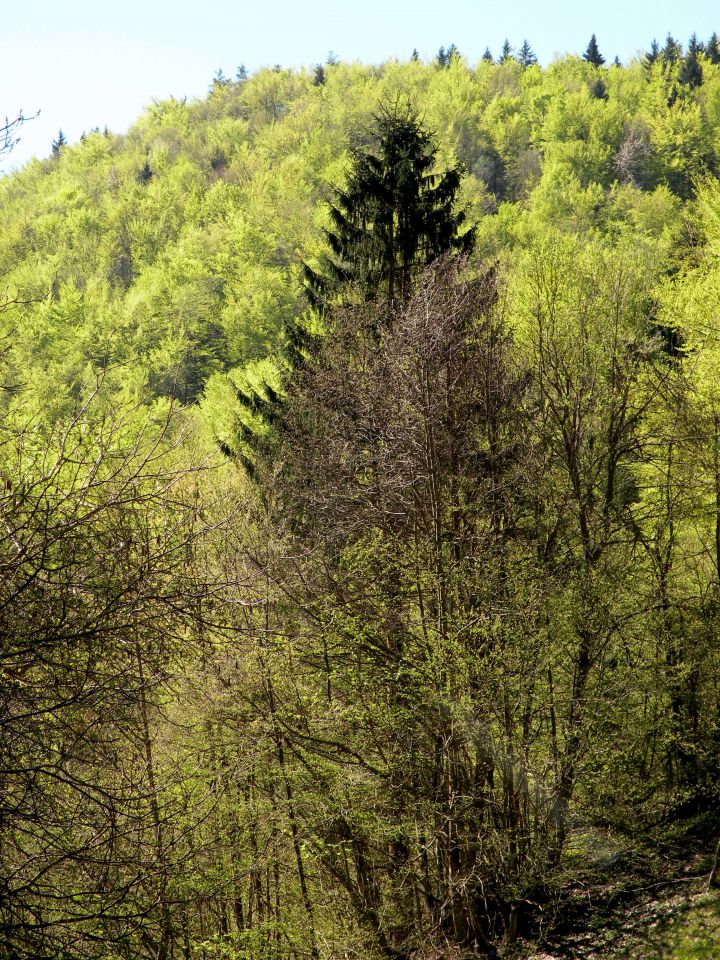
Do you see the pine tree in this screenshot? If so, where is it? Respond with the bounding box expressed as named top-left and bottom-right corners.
top-left (516, 39), bottom-right (537, 68)
top-left (583, 34), bottom-right (605, 67)
top-left (680, 33), bottom-right (703, 87)
top-left (436, 46), bottom-right (448, 68)
top-left (482, 47), bottom-right (494, 63)
top-left (707, 33), bottom-right (720, 64)
top-left (411, 48), bottom-right (420, 62)
top-left (312, 64), bottom-right (326, 86)
top-left (613, 56), bottom-right (622, 67)
top-left (499, 39), bottom-right (513, 63)
top-left (236, 63), bottom-right (248, 82)
top-left (303, 104), bottom-right (474, 315)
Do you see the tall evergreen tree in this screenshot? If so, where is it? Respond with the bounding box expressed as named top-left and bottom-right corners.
top-left (662, 33), bottom-right (682, 64)
top-left (411, 48), bottom-right (420, 62)
top-left (680, 33), bottom-right (704, 87)
top-left (482, 46), bottom-right (494, 63)
top-left (644, 38), bottom-right (660, 67)
top-left (436, 45), bottom-right (448, 68)
top-left (312, 63), bottom-right (326, 86)
top-left (499, 39), bottom-right (513, 63)
top-left (51, 129), bottom-right (66, 156)
top-left (303, 105), bottom-right (474, 314)
top-left (583, 34), bottom-right (605, 67)
top-left (516, 39), bottom-right (537, 67)
top-left (707, 32), bottom-right (720, 64)
top-left (446, 43), bottom-right (460, 63)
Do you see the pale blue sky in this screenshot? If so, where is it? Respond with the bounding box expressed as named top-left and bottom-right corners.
top-left (2, 0), bottom-right (717, 170)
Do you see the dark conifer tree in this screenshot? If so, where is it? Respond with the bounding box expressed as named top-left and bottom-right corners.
top-left (411, 48), bottom-right (420, 62)
top-left (303, 105), bottom-right (474, 314)
top-left (436, 46), bottom-right (448, 68)
top-left (482, 47), bottom-right (494, 62)
top-left (583, 34), bottom-right (605, 67)
top-left (446, 43), bottom-right (460, 63)
top-left (499, 39), bottom-right (513, 63)
top-left (613, 55), bottom-right (622, 67)
top-left (662, 33), bottom-right (682, 64)
top-left (51, 129), bottom-right (66, 156)
top-left (707, 32), bottom-right (720, 64)
top-left (680, 34), bottom-right (703, 87)
top-left (236, 63), bottom-right (248, 82)
top-left (644, 38), bottom-right (660, 67)
top-left (212, 68), bottom-right (229, 88)
top-left (313, 64), bottom-right (326, 86)
top-left (516, 39), bottom-right (537, 67)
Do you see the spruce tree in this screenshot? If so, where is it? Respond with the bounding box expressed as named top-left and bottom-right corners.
top-left (662, 33), bottom-right (682, 64)
top-left (313, 64), bottom-right (326, 86)
top-left (644, 39), bottom-right (660, 68)
top-left (680, 34), bottom-right (703, 87)
top-left (51, 129), bottom-right (66, 156)
top-left (436, 46), bottom-right (448, 68)
top-left (499, 39), bottom-right (513, 63)
top-left (303, 105), bottom-right (474, 315)
top-left (411, 48), bottom-right (420, 62)
top-left (707, 32), bottom-right (720, 64)
top-left (583, 34), bottom-right (605, 67)
top-left (446, 43), bottom-right (460, 64)
top-left (482, 47), bottom-right (494, 63)
top-left (236, 63), bottom-right (248, 82)
top-left (516, 39), bottom-right (537, 68)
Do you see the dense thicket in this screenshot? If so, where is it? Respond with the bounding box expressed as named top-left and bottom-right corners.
top-left (2, 41), bottom-right (720, 959)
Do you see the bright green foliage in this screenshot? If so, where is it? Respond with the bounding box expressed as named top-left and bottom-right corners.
top-left (3, 48), bottom-right (720, 959)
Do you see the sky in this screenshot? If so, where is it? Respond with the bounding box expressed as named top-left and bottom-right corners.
top-left (1, 0), bottom-right (718, 170)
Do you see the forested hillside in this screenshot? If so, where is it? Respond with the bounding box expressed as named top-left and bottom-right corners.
top-left (2, 37), bottom-right (720, 960)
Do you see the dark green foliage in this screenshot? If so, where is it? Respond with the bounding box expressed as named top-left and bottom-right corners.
top-left (499, 39), bottom-right (513, 62)
top-left (707, 32), bottom-right (720, 64)
top-left (583, 34), bottom-right (605, 67)
top-left (482, 46), bottom-right (494, 62)
top-left (434, 43), bottom-right (462, 69)
top-left (312, 63), bottom-right (326, 86)
top-left (662, 33), bottom-right (682, 64)
top-left (680, 34), bottom-right (704, 88)
top-left (212, 68), bottom-right (230, 89)
top-left (304, 105), bottom-right (474, 313)
top-left (51, 129), bottom-right (66, 156)
top-left (589, 74), bottom-right (608, 100)
top-left (645, 38), bottom-right (660, 67)
top-left (516, 39), bottom-right (537, 68)
top-left (411, 48), bottom-right (419, 62)
top-left (236, 63), bottom-right (248, 82)
top-left (137, 160), bottom-right (153, 184)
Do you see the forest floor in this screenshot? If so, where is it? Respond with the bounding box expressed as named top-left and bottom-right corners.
top-left (520, 815), bottom-right (720, 960)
